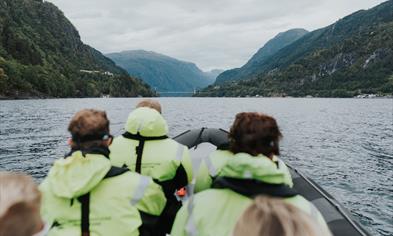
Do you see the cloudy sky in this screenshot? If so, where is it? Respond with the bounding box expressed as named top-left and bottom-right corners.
top-left (47, 0), bottom-right (386, 71)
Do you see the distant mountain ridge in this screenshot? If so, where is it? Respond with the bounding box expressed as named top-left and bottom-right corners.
top-left (200, 0), bottom-right (393, 97)
top-left (204, 69), bottom-right (225, 81)
top-left (0, 0), bottom-right (154, 98)
top-left (107, 50), bottom-right (215, 93)
top-left (215, 28), bottom-right (309, 84)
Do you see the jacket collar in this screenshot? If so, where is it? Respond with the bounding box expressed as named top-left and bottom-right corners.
top-left (212, 177), bottom-right (298, 198)
top-left (218, 152), bottom-right (290, 185)
top-left (65, 146), bottom-right (110, 159)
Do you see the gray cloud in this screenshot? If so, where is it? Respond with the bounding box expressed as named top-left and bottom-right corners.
top-left (48, 0), bottom-right (386, 70)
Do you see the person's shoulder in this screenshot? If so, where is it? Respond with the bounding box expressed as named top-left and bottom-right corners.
top-left (109, 136), bottom-right (138, 155)
top-left (107, 168), bottom-right (139, 179)
top-left (188, 189), bottom-right (251, 216)
top-left (193, 188), bottom-right (243, 203)
top-left (101, 167), bottom-right (136, 184)
top-left (209, 150), bottom-right (233, 162)
top-left (99, 169), bottom-right (153, 194)
top-left (111, 135), bottom-right (134, 145)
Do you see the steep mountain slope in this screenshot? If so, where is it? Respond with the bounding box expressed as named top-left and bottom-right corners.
top-left (0, 0), bottom-right (154, 98)
top-left (107, 50), bottom-right (215, 93)
top-left (215, 28), bottom-right (308, 84)
top-left (200, 1), bottom-right (393, 97)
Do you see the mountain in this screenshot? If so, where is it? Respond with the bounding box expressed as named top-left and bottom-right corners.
top-left (215, 28), bottom-right (309, 84)
top-left (204, 69), bottom-right (225, 81)
top-left (107, 50), bottom-right (215, 93)
top-left (199, 1), bottom-right (393, 97)
top-left (0, 0), bottom-right (154, 98)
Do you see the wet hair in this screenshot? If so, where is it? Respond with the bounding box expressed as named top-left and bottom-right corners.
top-left (233, 196), bottom-right (331, 236)
top-left (136, 99), bottom-right (162, 113)
top-left (68, 109), bottom-right (110, 150)
top-left (0, 172), bottom-right (42, 236)
top-left (229, 112), bottom-right (282, 157)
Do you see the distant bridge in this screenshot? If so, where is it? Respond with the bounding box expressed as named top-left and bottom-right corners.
top-left (156, 91), bottom-right (196, 97)
top-left (156, 90), bottom-right (210, 96)
top-left (157, 91), bottom-right (195, 94)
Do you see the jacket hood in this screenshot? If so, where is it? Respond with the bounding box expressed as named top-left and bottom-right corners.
top-left (218, 152), bottom-right (290, 185)
top-left (125, 107), bottom-right (168, 137)
top-left (47, 151), bottom-right (111, 198)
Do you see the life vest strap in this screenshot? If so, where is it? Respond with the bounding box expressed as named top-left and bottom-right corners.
top-left (78, 193), bottom-right (90, 236)
top-left (135, 139), bottom-right (145, 173)
top-left (50, 167), bottom-right (128, 235)
top-left (122, 132), bottom-right (168, 174)
top-left (122, 132), bottom-right (168, 141)
top-left (64, 147), bottom-right (110, 159)
top-left (212, 177), bottom-right (298, 198)
top-left (104, 166), bottom-right (129, 178)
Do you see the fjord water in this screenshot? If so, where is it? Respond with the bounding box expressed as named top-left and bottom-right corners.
top-left (0, 98), bottom-right (392, 235)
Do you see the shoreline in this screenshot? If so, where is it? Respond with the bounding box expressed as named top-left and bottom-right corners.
top-left (1, 96), bottom-right (392, 101)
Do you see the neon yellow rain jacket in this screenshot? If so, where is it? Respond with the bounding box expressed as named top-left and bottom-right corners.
top-left (195, 149), bottom-right (293, 192)
top-left (171, 152), bottom-right (329, 236)
top-left (40, 149), bottom-right (166, 236)
top-left (109, 107), bottom-right (193, 234)
top-left (110, 107), bottom-right (192, 187)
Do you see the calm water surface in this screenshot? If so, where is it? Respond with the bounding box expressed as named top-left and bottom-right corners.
top-left (0, 98), bottom-right (392, 235)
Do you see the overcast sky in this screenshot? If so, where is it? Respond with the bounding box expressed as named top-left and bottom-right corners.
top-left (47, 0), bottom-right (386, 71)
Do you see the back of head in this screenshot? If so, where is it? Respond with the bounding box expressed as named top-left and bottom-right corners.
top-left (233, 196), bottom-right (331, 236)
top-left (136, 99), bottom-right (162, 113)
top-left (0, 172), bottom-right (42, 236)
top-left (125, 107), bottom-right (168, 137)
top-left (229, 112), bottom-right (282, 157)
top-left (68, 109), bottom-right (110, 150)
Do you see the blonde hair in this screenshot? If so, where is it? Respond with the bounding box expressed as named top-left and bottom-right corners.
top-left (233, 196), bottom-right (331, 236)
top-left (136, 99), bottom-right (162, 113)
top-left (0, 172), bottom-right (42, 236)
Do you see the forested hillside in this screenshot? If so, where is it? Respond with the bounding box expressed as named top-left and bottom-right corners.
top-left (0, 0), bottom-right (154, 98)
top-left (215, 28), bottom-right (308, 84)
top-left (200, 1), bottom-right (393, 97)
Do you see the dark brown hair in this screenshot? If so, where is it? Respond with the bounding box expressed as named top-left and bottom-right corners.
top-left (229, 112), bottom-right (282, 157)
top-left (68, 109), bottom-right (110, 149)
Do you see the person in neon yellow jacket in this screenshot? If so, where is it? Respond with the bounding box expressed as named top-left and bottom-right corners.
top-left (195, 149), bottom-right (293, 192)
top-left (109, 100), bottom-right (193, 234)
top-left (171, 112), bottom-right (330, 236)
top-left (40, 109), bottom-right (166, 236)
